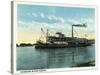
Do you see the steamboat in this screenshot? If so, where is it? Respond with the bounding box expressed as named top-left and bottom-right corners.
top-left (35, 24), bottom-right (94, 48)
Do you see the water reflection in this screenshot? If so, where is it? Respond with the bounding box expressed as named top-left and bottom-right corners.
top-left (17, 45), bottom-right (95, 70)
top-left (36, 45), bottom-right (95, 68)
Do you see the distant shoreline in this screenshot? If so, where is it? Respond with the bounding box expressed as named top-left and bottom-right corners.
top-left (72, 60), bottom-right (95, 67)
top-left (16, 43), bottom-right (35, 47)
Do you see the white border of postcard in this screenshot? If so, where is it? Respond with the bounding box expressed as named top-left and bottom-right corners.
top-left (11, 1), bottom-right (98, 74)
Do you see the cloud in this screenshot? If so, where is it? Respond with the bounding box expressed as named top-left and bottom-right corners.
top-left (39, 12), bottom-right (45, 18)
top-left (18, 21), bottom-right (29, 27)
top-left (18, 16), bottom-right (95, 33)
top-left (47, 15), bottom-right (66, 23)
top-left (32, 12), bottom-right (45, 18)
top-left (18, 21), bottom-right (25, 25)
top-left (80, 18), bottom-right (94, 24)
top-left (47, 15), bottom-right (58, 20)
top-left (67, 18), bottom-right (95, 26)
top-left (18, 20), bottom-right (95, 40)
top-left (28, 12), bottom-right (66, 24)
top-left (67, 19), bottom-right (81, 24)
top-left (32, 13), bottom-right (37, 17)
top-left (18, 20), bottom-right (67, 31)
top-left (58, 17), bottom-right (65, 23)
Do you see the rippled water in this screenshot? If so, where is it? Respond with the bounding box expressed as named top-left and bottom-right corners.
top-left (16, 45), bottom-right (95, 70)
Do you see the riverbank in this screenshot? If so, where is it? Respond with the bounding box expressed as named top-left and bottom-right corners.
top-left (73, 60), bottom-right (95, 67)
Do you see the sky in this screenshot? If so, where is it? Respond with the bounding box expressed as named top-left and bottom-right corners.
top-left (17, 4), bottom-right (95, 44)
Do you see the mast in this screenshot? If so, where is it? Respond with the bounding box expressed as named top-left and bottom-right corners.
top-left (46, 29), bottom-right (49, 43)
top-left (40, 28), bottom-right (49, 43)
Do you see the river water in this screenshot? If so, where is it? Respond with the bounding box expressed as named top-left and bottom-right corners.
top-left (16, 45), bottom-right (95, 70)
